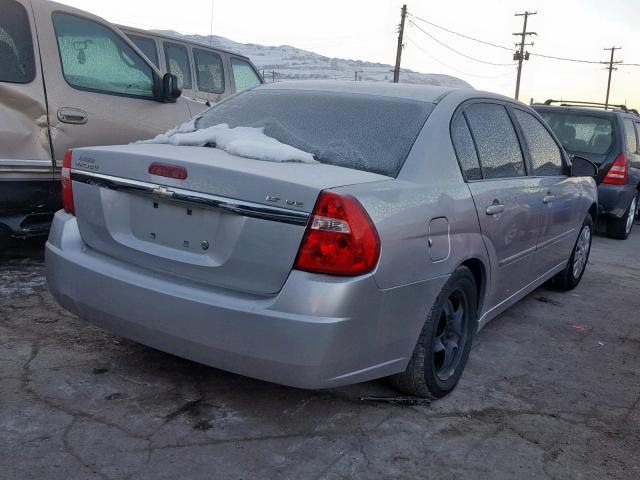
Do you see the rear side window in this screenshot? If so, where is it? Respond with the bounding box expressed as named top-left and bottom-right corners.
top-left (451, 114), bottom-right (482, 180)
top-left (623, 118), bottom-right (638, 154)
top-left (196, 90), bottom-right (433, 177)
top-left (464, 103), bottom-right (526, 179)
top-left (52, 13), bottom-right (154, 98)
top-left (538, 112), bottom-right (613, 155)
top-left (127, 34), bottom-right (159, 68)
top-left (514, 109), bottom-right (564, 176)
top-left (231, 58), bottom-right (261, 92)
top-left (164, 42), bottom-right (192, 89)
top-left (193, 48), bottom-right (225, 94)
top-left (0, 0), bottom-right (35, 83)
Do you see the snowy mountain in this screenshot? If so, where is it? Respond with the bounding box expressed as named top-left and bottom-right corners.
top-left (153, 30), bottom-right (472, 88)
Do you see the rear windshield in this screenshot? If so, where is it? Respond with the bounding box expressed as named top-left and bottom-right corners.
top-left (196, 90), bottom-right (434, 177)
top-left (538, 111), bottom-right (613, 155)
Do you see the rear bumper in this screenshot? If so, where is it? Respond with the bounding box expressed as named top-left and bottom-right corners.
top-left (46, 211), bottom-right (448, 389)
top-left (597, 184), bottom-right (637, 218)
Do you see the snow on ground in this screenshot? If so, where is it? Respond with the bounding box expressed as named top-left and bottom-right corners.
top-left (152, 30), bottom-right (472, 88)
top-left (140, 122), bottom-right (316, 163)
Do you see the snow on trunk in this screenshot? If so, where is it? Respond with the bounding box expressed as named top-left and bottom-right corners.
top-left (138, 122), bottom-right (317, 164)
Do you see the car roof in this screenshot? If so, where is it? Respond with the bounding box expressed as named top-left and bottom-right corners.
top-left (253, 80), bottom-right (475, 103)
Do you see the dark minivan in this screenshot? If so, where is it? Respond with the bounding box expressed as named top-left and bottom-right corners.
top-left (533, 100), bottom-right (640, 239)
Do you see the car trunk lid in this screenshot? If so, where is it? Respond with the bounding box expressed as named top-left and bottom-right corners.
top-left (70, 144), bottom-right (390, 295)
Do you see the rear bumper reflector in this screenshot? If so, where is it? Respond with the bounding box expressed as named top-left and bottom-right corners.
top-left (70, 170), bottom-right (310, 226)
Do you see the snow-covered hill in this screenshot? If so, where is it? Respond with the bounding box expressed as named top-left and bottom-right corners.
top-left (153, 30), bottom-right (472, 88)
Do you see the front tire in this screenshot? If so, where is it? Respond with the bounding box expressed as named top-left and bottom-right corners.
top-left (552, 215), bottom-right (593, 291)
top-left (606, 194), bottom-right (636, 240)
top-left (389, 266), bottom-right (478, 399)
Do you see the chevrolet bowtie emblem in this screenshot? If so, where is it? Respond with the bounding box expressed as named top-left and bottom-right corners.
top-left (151, 186), bottom-right (175, 199)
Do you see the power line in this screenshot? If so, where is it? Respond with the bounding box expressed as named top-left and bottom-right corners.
top-left (408, 20), bottom-right (515, 67)
top-left (406, 37), bottom-right (516, 79)
top-left (409, 14), bottom-right (513, 51)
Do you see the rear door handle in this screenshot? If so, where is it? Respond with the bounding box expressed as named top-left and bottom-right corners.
top-left (543, 195), bottom-right (556, 204)
top-left (57, 107), bottom-right (88, 125)
top-left (485, 203), bottom-right (505, 215)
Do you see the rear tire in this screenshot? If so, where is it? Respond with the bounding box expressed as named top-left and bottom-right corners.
top-left (552, 215), bottom-right (593, 291)
top-left (606, 194), bottom-right (636, 240)
top-left (389, 266), bottom-right (478, 399)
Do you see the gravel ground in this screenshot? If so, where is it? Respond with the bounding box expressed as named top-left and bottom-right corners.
top-left (1, 228), bottom-right (639, 479)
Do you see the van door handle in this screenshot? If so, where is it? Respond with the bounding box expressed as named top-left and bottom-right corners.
top-left (485, 203), bottom-right (505, 215)
top-left (57, 107), bottom-right (88, 125)
top-left (543, 195), bottom-right (556, 205)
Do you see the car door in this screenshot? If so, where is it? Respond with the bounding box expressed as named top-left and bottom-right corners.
top-left (229, 56), bottom-right (263, 93)
top-left (512, 108), bottom-right (582, 276)
top-left (192, 47), bottom-right (227, 103)
top-left (453, 101), bottom-right (541, 307)
top-left (31, 3), bottom-right (192, 164)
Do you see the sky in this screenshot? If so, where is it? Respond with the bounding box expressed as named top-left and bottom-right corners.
top-left (55, 0), bottom-right (640, 108)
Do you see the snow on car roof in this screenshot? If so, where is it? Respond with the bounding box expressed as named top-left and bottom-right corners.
top-left (255, 80), bottom-right (470, 104)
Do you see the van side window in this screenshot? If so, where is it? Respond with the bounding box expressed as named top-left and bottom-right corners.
top-left (164, 42), bottom-right (192, 89)
top-left (231, 58), bottom-right (261, 92)
top-left (52, 13), bottom-right (154, 98)
top-left (193, 48), bottom-right (225, 94)
top-left (126, 34), bottom-right (159, 68)
top-left (0, 0), bottom-right (36, 84)
top-left (464, 103), bottom-right (526, 179)
top-left (623, 118), bottom-right (638, 154)
top-left (514, 109), bottom-right (564, 176)
top-left (451, 113), bottom-right (482, 180)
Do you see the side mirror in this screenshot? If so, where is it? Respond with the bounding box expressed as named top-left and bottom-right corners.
top-left (571, 156), bottom-right (598, 178)
top-left (161, 73), bottom-right (182, 102)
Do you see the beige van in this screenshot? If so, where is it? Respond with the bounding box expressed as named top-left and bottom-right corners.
top-left (0, 0), bottom-right (262, 244)
top-left (119, 26), bottom-right (263, 105)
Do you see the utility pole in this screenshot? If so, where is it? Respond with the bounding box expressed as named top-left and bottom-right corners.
top-left (354, 70), bottom-right (363, 81)
top-left (393, 4), bottom-right (407, 83)
top-left (603, 47), bottom-right (622, 109)
top-left (272, 70), bottom-right (276, 83)
top-left (513, 11), bottom-right (537, 100)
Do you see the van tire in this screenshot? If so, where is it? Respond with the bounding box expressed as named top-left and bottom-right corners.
top-left (389, 266), bottom-right (478, 399)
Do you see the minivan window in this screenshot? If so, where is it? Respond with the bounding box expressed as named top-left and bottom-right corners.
top-left (514, 109), bottom-right (564, 176)
top-left (0, 0), bottom-right (36, 84)
top-left (451, 113), bottom-right (482, 180)
top-left (193, 48), bottom-right (225, 94)
top-left (196, 90), bottom-right (434, 177)
top-left (231, 57), bottom-right (261, 92)
top-left (622, 118), bottom-right (638, 154)
top-left (464, 103), bottom-right (526, 179)
top-left (539, 112), bottom-right (613, 155)
top-left (126, 34), bottom-right (159, 68)
top-left (52, 13), bottom-right (154, 98)
top-left (164, 42), bottom-right (192, 89)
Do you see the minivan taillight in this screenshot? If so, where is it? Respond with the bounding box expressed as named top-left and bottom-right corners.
top-left (603, 153), bottom-right (628, 185)
top-left (294, 191), bottom-right (380, 276)
top-left (61, 149), bottom-right (75, 215)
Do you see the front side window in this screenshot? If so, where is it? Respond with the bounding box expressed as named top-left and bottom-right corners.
top-left (193, 48), bottom-right (225, 94)
top-left (451, 113), bottom-right (482, 180)
top-left (0, 0), bottom-right (36, 83)
top-left (623, 118), bottom-right (638, 154)
top-left (539, 112), bottom-right (613, 155)
top-left (514, 109), bottom-right (564, 176)
top-left (126, 34), bottom-right (159, 68)
top-left (164, 42), bottom-right (192, 89)
top-left (231, 57), bottom-right (261, 92)
top-left (52, 13), bottom-right (154, 98)
top-left (464, 103), bottom-right (526, 179)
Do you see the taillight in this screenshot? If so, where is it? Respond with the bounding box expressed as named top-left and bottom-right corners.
top-left (148, 163), bottom-right (188, 179)
top-left (294, 191), bottom-right (380, 276)
top-left (603, 153), bottom-right (628, 185)
top-left (61, 149), bottom-right (75, 215)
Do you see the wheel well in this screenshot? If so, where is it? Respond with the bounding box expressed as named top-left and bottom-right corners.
top-left (588, 202), bottom-right (598, 223)
top-left (460, 258), bottom-right (486, 313)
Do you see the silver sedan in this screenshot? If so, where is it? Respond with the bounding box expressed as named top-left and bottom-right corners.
top-left (46, 81), bottom-right (597, 398)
